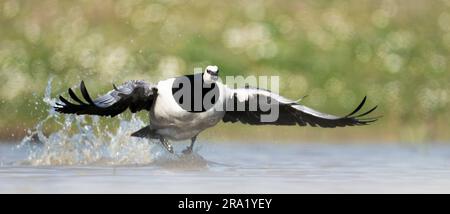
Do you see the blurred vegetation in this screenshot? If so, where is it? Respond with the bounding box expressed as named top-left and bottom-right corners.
top-left (0, 0), bottom-right (449, 142)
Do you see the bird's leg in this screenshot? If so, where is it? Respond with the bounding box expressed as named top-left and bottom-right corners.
top-left (182, 135), bottom-right (197, 154)
top-left (132, 127), bottom-right (172, 153)
top-left (159, 137), bottom-right (174, 153)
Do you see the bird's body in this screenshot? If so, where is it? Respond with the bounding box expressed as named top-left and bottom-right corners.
top-left (149, 77), bottom-right (225, 141)
top-left (54, 65), bottom-right (379, 154)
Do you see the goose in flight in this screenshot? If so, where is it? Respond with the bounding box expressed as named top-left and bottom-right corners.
top-left (54, 65), bottom-right (378, 154)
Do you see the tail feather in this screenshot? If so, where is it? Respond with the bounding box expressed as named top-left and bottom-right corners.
top-left (131, 126), bottom-right (159, 139)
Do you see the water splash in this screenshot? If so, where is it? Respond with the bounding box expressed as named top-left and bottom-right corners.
top-left (17, 78), bottom-right (208, 168)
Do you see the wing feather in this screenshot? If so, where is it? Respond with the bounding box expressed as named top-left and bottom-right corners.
top-left (54, 80), bottom-right (157, 117)
top-left (222, 87), bottom-right (379, 128)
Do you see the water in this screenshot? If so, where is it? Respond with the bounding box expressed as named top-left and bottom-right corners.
top-left (1, 78), bottom-right (450, 193)
top-left (2, 142), bottom-right (450, 193)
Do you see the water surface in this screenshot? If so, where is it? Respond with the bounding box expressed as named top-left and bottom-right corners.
top-left (1, 142), bottom-right (450, 193)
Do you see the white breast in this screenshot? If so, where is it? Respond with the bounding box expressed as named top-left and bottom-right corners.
top-left (152, 78), bottom-right (187, 121)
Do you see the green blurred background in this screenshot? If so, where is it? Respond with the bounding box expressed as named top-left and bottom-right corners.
top-left (0, 0), bottom-right (449, 142)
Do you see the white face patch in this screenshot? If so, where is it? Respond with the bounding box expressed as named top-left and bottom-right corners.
top-left (203, 72), bottom-right (213, 84)
top-left (203, 65), bottom-right (219, 84)
top-left (206, 65), bottom-right (218, 73)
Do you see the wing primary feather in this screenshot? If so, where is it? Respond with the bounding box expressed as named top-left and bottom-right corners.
top-left (58, 95), bottom-right (74, 106)
top-left (354, 105), bottom-right (378, 118)
top-left (79, 81), bottom-right (95, 105)
top-left (345, 96), bottom-right (366, 117)
top-left (359, 118), bottom-right (378, 123)
top-left (68, 88), bottom-right (87, 105)
top-left (358, 115), bottom-right (383, 121)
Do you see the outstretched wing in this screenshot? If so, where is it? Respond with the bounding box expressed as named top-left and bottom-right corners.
top-left (222, 87), bottom-right (378, 128)
top-left (54, 80), bottom-right (157, 117)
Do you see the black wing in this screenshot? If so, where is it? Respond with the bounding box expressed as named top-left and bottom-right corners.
top-left (222, 88), bottom-right (379, 128)
top-left (54, 80), bottom-right (157, 117)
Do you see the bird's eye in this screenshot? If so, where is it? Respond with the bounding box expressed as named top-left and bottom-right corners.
top-left (207, 69), bottom-right (217, 75)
